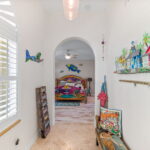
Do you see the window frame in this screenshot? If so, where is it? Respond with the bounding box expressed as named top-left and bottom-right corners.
top-left (0, 26), bottom-right (18, 127)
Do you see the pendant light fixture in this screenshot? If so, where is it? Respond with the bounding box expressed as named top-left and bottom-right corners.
top-left (63, 0), bottom-right (79, 21)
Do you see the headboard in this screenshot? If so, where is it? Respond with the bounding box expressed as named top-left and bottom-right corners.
top-left (56, 75), bottom-right (87, 89)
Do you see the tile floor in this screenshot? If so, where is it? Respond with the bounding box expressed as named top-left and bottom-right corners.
top-left (31, 123), bottom-right (99, 150)
top-left (31, 97), bottom-right (97, 150)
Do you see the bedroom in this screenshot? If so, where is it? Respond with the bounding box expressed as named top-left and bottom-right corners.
top-left (55, 38), bottom-right (95, 123)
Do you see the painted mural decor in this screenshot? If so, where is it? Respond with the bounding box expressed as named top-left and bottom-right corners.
top-left (115, 33), bottom-right (150, 74)
top-left (25, 49), bottom-right (44, 63)
top-left (66, 64), bottom-right (81, 73)
top-left (99, 107), bottom-right (122, 138)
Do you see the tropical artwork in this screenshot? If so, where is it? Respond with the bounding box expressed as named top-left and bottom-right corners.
top-left (66, 64), bottom-right (81, 73)
top-left (99, 107), bottom-right (122, 137)
top-left (115, 33), bottom-right (150, 74)
top-left (25, 49), bottom-right (43, 63)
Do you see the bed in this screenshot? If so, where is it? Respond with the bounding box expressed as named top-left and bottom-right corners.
top-left (55, 75), bottom-right (87, 101)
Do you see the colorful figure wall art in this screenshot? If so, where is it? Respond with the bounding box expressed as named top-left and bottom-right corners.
top-left (25, 49), bottom-right (43, 63)
top-left (115, 33), bottom-right (150, 74)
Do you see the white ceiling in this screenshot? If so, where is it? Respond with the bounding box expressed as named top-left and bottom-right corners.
top-left (41, 0), bottom-right (109, 13)
top-left (55, 39), bottom-right (94, 60)
top-left (42, 0), bottom-right (108, 61)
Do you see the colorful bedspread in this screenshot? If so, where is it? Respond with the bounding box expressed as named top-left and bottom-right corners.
top-left (55, 85), bottom-right (86, 99)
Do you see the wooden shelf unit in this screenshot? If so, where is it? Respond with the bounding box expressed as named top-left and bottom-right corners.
top-left (36, 86), bottom-right (50, 138)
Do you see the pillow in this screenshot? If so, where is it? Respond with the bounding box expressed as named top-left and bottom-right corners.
top-left (99, 107), bottom-right (122, 137)
top-left (60, 81), bottom-right (66, 86)
top-left (66, 82), bottom-right (75, 87)
top-left (75, 83), bottom-right (84, 90)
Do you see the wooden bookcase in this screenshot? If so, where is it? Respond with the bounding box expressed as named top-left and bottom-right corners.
top-left (36, 86), bottom-right (50, 138)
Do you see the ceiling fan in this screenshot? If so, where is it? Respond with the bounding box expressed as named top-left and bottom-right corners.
top-left (65, 49), bottom-right (78, 59)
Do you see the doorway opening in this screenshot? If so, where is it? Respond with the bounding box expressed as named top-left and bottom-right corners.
top-left (55, 37), bottom-right (95, 124)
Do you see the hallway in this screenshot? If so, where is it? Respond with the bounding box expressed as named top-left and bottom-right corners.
top-left (31, 123), bottom-right (99, 150)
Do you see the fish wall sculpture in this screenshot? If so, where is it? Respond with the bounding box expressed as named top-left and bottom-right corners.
top-left (66, 64), bottom-right (81, 73)
top-left (25, 49), bottom-right (43, 63)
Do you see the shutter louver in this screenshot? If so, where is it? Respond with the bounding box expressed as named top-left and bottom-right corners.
top-left (0, 0), bottom-right (17, 123)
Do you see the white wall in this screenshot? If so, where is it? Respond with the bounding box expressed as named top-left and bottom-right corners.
top-left (4, 1), bottom-right (150, 150)
top-left (0, 0), bottom-right (48, 150)
top-left (105, 0), bottom-right (150, 150)
top-left (55, 60), bottom-right (95, 95)
top-left (42, 10), bottom-right (107, 125)
top-left (0, 1), bottom-right (107, 149)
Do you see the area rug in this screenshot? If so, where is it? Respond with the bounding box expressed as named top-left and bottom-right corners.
top-left (55, 101), bottom-right (80, 106)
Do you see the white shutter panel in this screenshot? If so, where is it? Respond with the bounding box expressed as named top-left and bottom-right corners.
top-left (0, 0), bottom-right (17, 123)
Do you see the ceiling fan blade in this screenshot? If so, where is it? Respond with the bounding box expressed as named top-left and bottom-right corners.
top-left (72, 56), bottom-right (78, 59)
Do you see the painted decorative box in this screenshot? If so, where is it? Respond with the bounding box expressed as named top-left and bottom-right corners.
top-left (99, 132), bottom-right (128, 150)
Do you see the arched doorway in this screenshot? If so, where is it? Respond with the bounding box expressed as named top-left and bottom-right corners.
top-left (54, 37), bottom-right (95, 124)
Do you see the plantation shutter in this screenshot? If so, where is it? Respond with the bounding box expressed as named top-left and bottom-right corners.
top-left (0, 0), bottom-right (17, 122)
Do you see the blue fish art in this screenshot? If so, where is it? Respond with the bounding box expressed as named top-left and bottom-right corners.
top-left (25, 49), bottom-right (43, 63)
top-left (66, 64), bottom-right (81, 73)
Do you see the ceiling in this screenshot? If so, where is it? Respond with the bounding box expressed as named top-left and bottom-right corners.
top-left (42, 0), bottom-right (107, 61)
top-left (55, 39), bottom-right (94, 60)
top-left (41, 0), bottom-right (109, 13)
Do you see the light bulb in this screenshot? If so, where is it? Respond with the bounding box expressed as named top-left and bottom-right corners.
top-left (65, 54), bottom-right (72, 59)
